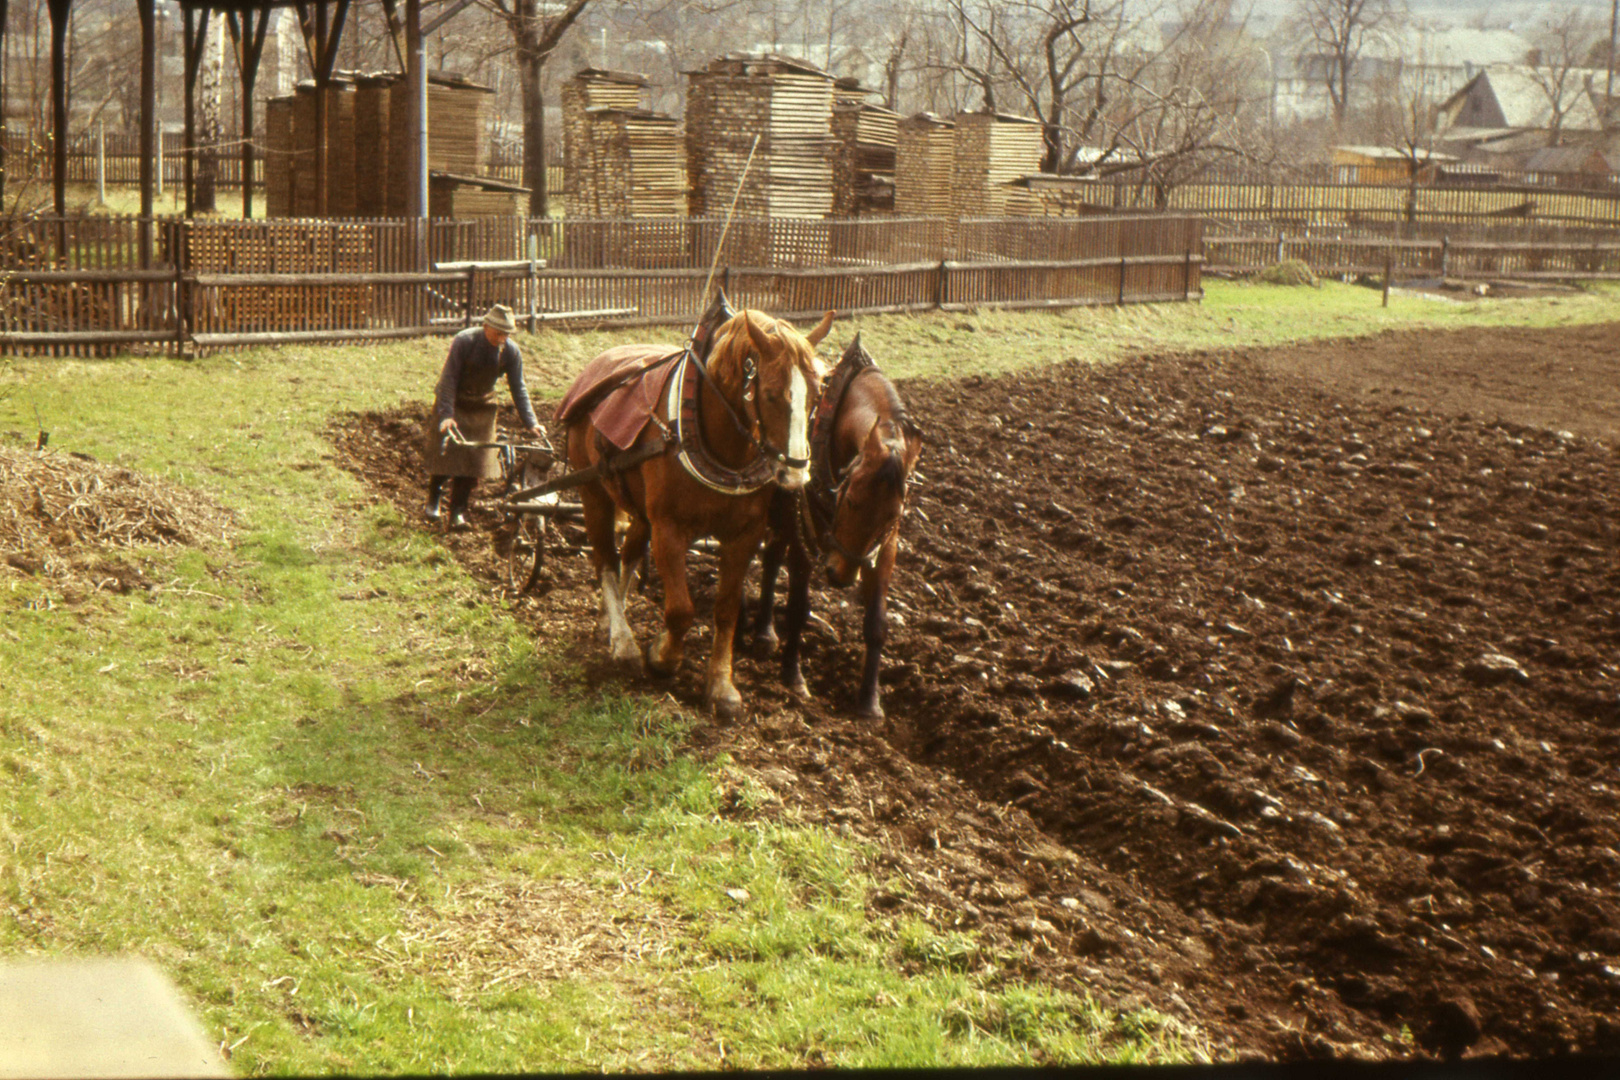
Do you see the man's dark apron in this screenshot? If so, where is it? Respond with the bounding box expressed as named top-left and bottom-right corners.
top-left (420, 358), bottom-right (504, 480)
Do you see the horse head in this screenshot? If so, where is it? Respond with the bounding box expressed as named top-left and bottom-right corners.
top-left (711, 309), bottom-right (833, 490)
top-left (824, 415), bottom-right (922, 587)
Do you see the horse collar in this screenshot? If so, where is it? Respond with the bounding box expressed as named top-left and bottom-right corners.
top-left (669, 350), bottom-right (780, 495)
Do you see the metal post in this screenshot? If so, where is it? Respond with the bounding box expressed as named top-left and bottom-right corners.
top-left (1382, 248), bottom-right (1393, 308)
top-left (96, 119), bottom-right (106, 204)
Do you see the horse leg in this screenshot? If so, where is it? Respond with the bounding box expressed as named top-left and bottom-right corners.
top-left (582, 480), bottom-right (642, 672)
top-left (645, 519), bottom-right (694, 679)
top-left (779, 529), bottom-right (812, 699)
top-left (618, 513), bottom-right (650, 600)
top-left (752, 532), bottom-right (786, 655)
top-left (706, 530), bottom-right (763, 721)
top-left (854, 540), bottom-right (898, 720)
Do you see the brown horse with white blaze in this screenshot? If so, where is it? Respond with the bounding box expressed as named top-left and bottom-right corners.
top-left (755, 335), bottom-right (922, 719)
top-left (564, 309), bottom-right (832, 719)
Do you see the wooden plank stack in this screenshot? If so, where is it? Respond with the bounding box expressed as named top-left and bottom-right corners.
top-left (562, 69), bottom-right (648, 207)
top-left (951, 111), bottom-right (1045, 217)
top-left (324, 82), bottom-right (358, 218)
top-left (685, 54), bottom-right (836, 220)
top-left (353, 75), bottom-right (393, 218)
top-left (582, 108), bottom-right (685, 218)
top-left (831, 84), bottom-right (897, 216)
top-left (385, 73), bottom-right (495, 215)
top-left (263, 96), bottom-right (294, 218)
top-left (895, 112), bottom-right (955, 216)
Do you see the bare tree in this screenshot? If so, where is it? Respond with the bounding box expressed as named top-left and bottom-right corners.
top-left (484, 0), bottom-right (592, 216)
top-left (1525, 9), bottom-right (1600, 146)
top-left (1289, 0), bottom-right (1402, 132)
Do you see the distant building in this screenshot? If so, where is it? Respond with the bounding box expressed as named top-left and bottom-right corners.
top-left (1436, 66), bottom-right (1608, 171)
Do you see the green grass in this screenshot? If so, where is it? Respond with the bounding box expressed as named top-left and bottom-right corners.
top-left (2, 278), bottom-right (1617, 1073)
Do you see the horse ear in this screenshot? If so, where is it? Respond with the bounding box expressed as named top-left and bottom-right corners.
top-left (900, 423), bottom-right (923, 473)
top-left (863, 417), bottom-right (886, 459)
top-left (743, 310), bottom-right (774, 359)
top-left (805, 310), bottom-right (835, 346)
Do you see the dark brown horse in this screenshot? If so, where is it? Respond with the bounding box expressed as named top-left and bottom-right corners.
top-left (563, 308), bottom-right (832, 719)
top-left (754, 335), bottom-right (922, 719)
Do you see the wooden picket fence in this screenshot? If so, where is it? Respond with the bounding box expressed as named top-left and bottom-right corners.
top-left (0, 212), bottom-right (1206, 355)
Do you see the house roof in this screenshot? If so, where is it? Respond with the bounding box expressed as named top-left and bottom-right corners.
top-left (1524, 145), bottom-right (1615, 173)
top-left (1332, 144), bottom-right (1458, 163)
top-left (1440, 66), bottom-right (1604, 132)
top-left (1375, 26), bottom-right (1530, 68)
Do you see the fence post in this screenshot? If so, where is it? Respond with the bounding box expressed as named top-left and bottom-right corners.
top-left (1275, 232), bottom-right (1286, 265)
top-left (464, 266), bottom-right (476, 327)
top-left (1184, 248), bottom-right (1192, 301)
top-left (527, 256), bottom-right (539, 334)
top-left (935, 260), bottom-right (948, 310)
top-left (1117, 254), bottom-right (1128, 305)
top-left (1440, 234), bottom-right (1450, 278)
top-left (173, 220), bottom-right (189, 358)
top-left (1382, 247), bottom-right (1393, 308)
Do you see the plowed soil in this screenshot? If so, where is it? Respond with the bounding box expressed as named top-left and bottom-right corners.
top-left (331, 320), bottom-right (1620, 1062)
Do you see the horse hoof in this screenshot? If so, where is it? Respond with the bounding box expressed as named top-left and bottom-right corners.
top-left (610, 642), bottom-right (644, 675)
top-left (786, 674), bottom-right (809, 699)
top-left (710, 694), bottom-right (744, 721)
top-left (643, 642), bottom-right (676, 678)
top-left (854, 702), bottom-right (885, 722)
top-left (752, 629), bottom-right (780, 658)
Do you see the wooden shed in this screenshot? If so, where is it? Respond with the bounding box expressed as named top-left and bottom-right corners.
top-left (1329, 145), bottom-right (1454, 185)
top-left (685, 54), bottom-right (836, 220)
top-left (831, 85), bottom-right (897, 216)
top-left (579, 108), bottom-right (685, 217)
top-left (951, 111), bottom-right (1044, 217)
top-left (562, 68), bottom-right (649, 208)
top-left (894, 112), bottom-right (954, 216)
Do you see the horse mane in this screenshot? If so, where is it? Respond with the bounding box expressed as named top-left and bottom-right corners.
top-left (872, 448), bottom-right (907, 494)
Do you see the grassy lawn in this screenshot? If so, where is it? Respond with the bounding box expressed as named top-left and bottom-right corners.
top-left (2, 277), bottom-right (1617, 1074)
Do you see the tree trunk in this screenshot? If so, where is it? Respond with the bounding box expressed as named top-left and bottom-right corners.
top-left (518, 31), bottom-right (546, 217)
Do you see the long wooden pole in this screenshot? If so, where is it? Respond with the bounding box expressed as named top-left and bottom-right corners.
top-left (48, 0), bottom-right (72, 217)
top-left (688, 132), bottom-right (760, 349)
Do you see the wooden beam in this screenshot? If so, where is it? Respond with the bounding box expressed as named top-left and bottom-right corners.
top-left (138, 0), bottom-right (156, 265)
top-left (0, 0), bottom-right (10, 209)
top-left (48, 0), bottom-right (72, 217)
top-left (377, 0), bottom-right (408, 72)
top-left (181, 2), bottom-right (212, 219)
top-left (227, 5), bottom-right (272, 219)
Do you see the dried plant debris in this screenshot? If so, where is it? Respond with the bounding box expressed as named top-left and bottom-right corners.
top-left (1, 446), bottom-right (237, 584)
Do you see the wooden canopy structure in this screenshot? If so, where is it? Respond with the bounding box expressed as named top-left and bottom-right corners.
top-left (5, 0), bottom-right (446, 266)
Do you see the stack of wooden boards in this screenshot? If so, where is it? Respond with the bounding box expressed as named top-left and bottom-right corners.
top-left (951, 112), bottom-right (1045, 217)
top-left (894, 113), bottom-right (955, 216)
top-left (263, 71), bottom-right (503, 219)
top-left (685, 54), bottom-right (835, 220)
top-left (563, 70), bottom-right (684, 217)
top-left (831, 82), bottom-right (897, 216)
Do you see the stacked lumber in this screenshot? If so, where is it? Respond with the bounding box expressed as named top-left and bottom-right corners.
top-left (562, 69), bottom-right (648, 209)
top-left (583, 108), bottom-right (685, 217)
top-left (353, 75), bottom-right (393, 218)
top-left (263, 96), bottom-right (294, 218)
top-left (387, 73), bottom-right (495, 216)
top-left (685, 54), bottom-right (835, 220)
top-left (894, 113), bottom-right (954, 216)
top-left (951, 111), bottom-right (1044, 217)
top-left (291, 85), bottom-right (319, 216)
top-left (831, 85), bottom-right (897, 216)
top-left (324, 82), bottom-right (358, 218)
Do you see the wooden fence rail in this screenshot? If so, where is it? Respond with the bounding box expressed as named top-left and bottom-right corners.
top-left (1205, 233), bottom-right (1620, 280)
top-left (2, 215), bottom-right (1206, 355)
